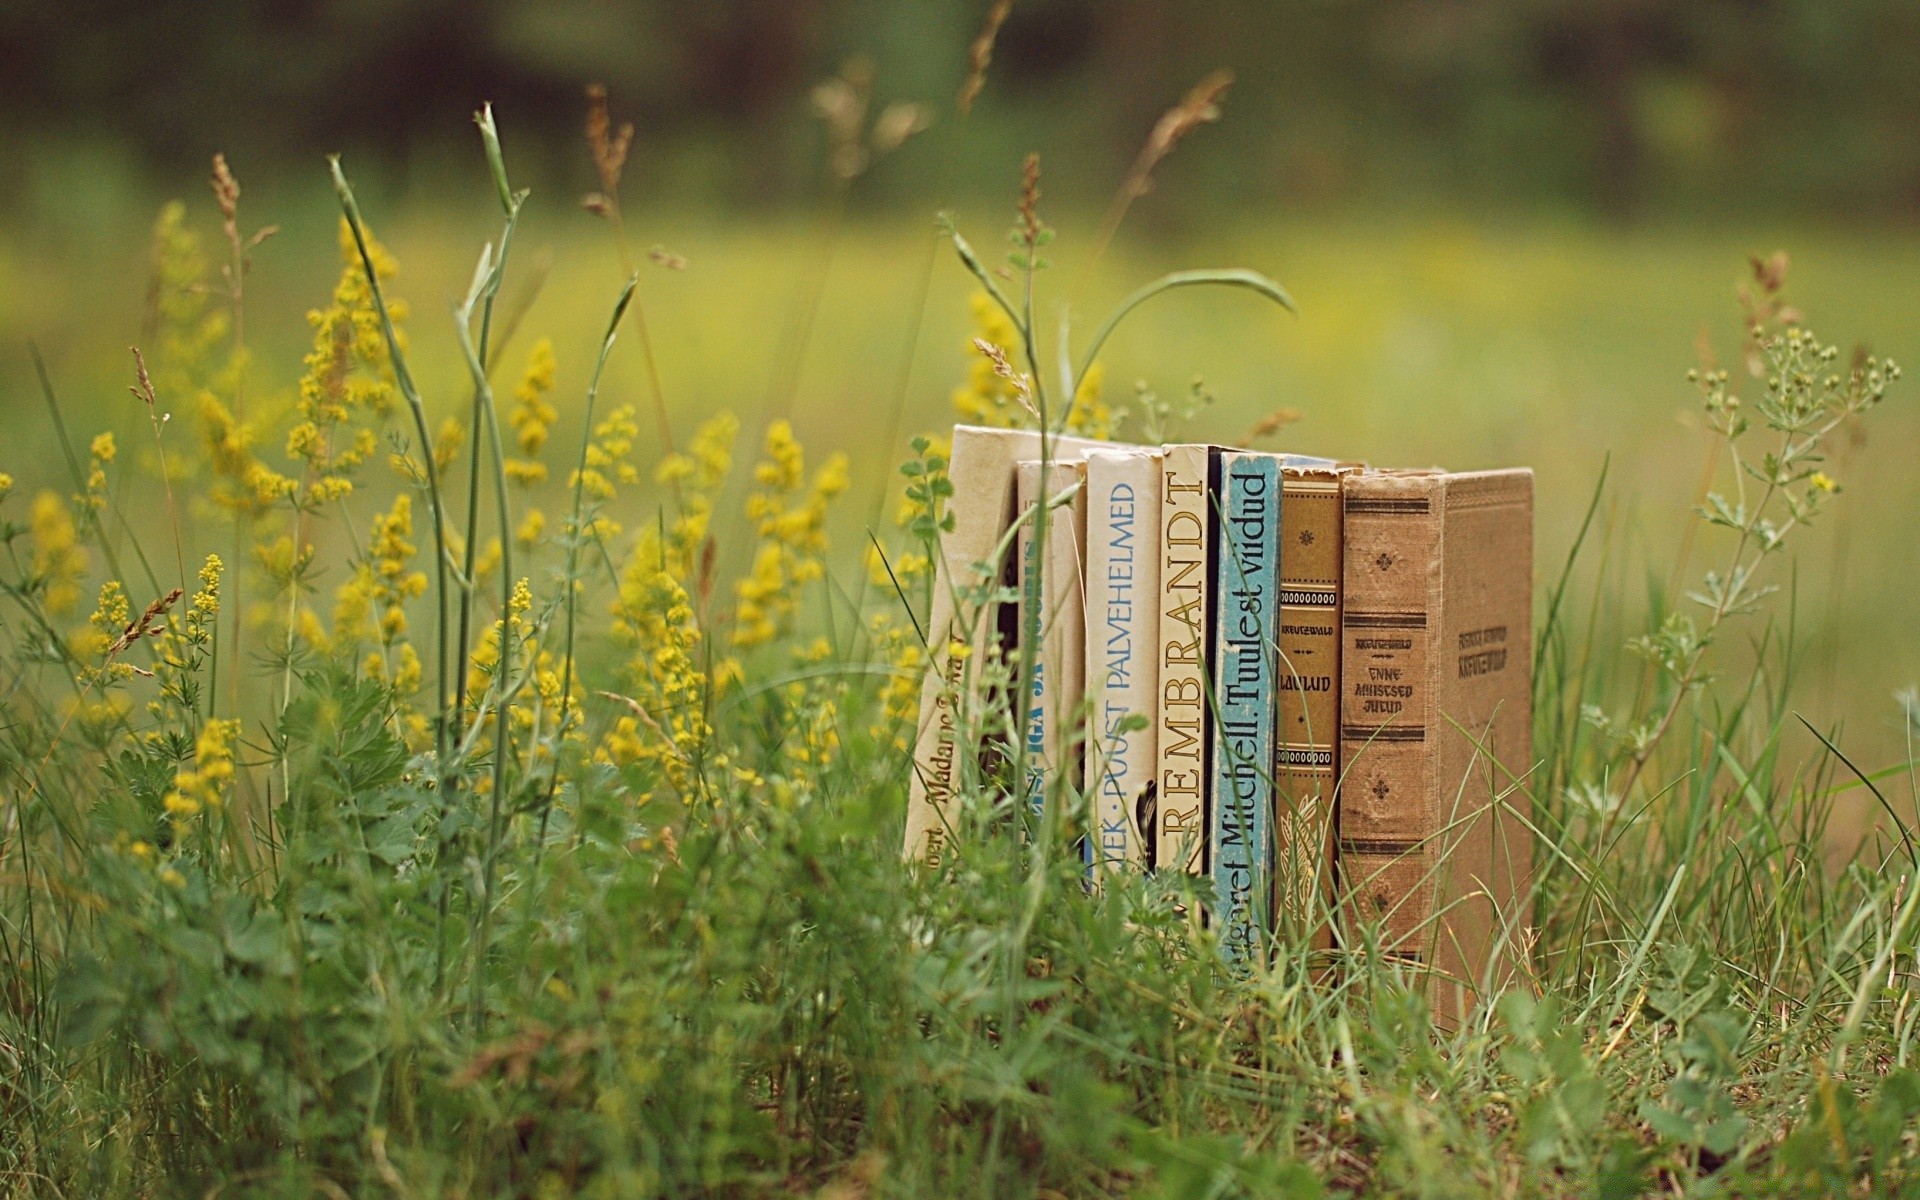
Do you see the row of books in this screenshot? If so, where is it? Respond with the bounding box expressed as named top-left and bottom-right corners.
top-left (902, 426), bottom-right (1535, 1024)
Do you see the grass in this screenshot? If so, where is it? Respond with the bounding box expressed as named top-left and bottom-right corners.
top-left (0, 110), bottom-right (1918, 1197)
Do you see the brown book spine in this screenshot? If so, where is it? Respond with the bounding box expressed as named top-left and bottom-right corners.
top-left (1336, 469), bottom-right (1534, 1027)
top-left (1274, 465), bottom-right (1344, 949)
top-left (1337, 472), bottom-right (1441, 969)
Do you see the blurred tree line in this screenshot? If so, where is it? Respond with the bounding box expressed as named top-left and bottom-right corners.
top-left (4, 0), bottom-right (1919, 219)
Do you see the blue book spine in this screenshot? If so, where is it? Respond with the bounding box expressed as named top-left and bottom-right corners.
top-left (1210, 453), bottom-right (1280, 966)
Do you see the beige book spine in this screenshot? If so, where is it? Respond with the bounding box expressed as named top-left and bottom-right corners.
top-left (1337, 469), bottom-right (1534, 1027)
top-left (1154, 444), bottom-right (1213, 877)
top-left (903, 426), bottom-right (1108, 866)
top-left (1274, 465), bottom-right (1345, 949)
top-left (1084, 448), bottom-right (1161, 873)
top-left (1013, 460), bottom-right (1089, 821)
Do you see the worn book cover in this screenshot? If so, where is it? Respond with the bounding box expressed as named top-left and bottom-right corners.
top-left (1084, 447), bottom-right (1162, 875)
top-left (1274, 461), bottom-right (1350, 950)
top-left (1154, 444), bottom-right (1218, 882)
top-left (1013, 459), bottom-right (1089, 831)
top-left (1337, 468), bottom-right (1535, 1027)
top-left (903, 426), bottom-right (1109, 867)
top-left (1210, 451), bottom-right (1282, 963)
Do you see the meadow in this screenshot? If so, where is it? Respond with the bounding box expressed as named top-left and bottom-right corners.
top-left (1, 112), bottom-right (1919, 1195)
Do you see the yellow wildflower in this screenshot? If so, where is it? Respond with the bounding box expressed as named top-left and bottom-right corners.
top-left (1065, 361), bottom-right (1111, 439)
top-left (507, 337), bottom-right (558, 485)
top-left (162, 718), bottom-right (240, 821)
top-left (148, 201), bottom-right (231, 400)
top-left (289, 217), bottom-right (406, 502)
top-left (951, 293), bottom-right (1028, 428)
top-left (733, 420), bottom-right (849, 647)
top-left (29, 491), bottom-right (87, 617)
top-left (334, 493), bottom-right (425, 668)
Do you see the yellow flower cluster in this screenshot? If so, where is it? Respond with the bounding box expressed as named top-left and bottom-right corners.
top-left (197, 392), bottom-right (296, 513)
top-left (734, 420), bottom-right (848, 648)
top-left (467, 575), bottom-right (533, 702)
top-left (149, 201), bottom-right (233, 401)
top-left (867, 616), bottom-right (924, 751)
top-left (78, 580), bottom-right (135, 687)
top-left (152, 556), bottom-right (222, 719)
top-left (286, 218), bottom-right (406, 504)
top-left (1065, 362), bottom-right (1111, 439)
top-left (29, 491), bottom-right (87, 617)
top-left (649, 412), bottom-right (738, 577)
top-left (162, 718), bottom-right (240, 822)
top-left (79, 432), bottom-right (115, 515)
top-left (951, 293), bottom-right (1028, 427)
top-left (948, 293), bottom-right (1109, 436)
top-left (334, 494), bottom-right (426, 699)
top-left (506, 337), bottom-right (558, 486)
top-left (602, 564), bottom-right (710, 799)
top-left (574, 405), bottom-right (640, 503)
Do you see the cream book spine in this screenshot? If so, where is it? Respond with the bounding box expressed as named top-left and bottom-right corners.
top-left (1153, 444), bottom-right (1217, 880)
top-left (1083, 447), bottom-right (1162, 874)
top-left (1013, 459), bottom-right (1089, 829)
top-left (903, 426), bottom-right (1110, 866)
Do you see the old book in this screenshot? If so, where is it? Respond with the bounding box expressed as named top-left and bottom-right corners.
top-left (1083, 447), bottom-right (1162, 875)
top-left (1012, 458), bottom-right (1089, 830)
top-left (1337, 468), bottom-right (1535, 1027)
top-left (1210, 451), bottom-right (1282, 963)
top-left (1273, 461), bottom-right (1351, 950)
top-left (1153, 444), bottom-right (1218, 883)
top-left (903, 426), bottom-right (1109, 867)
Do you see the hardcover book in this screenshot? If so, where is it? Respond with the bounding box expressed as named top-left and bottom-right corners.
top-left (1013, 458), bottom-right (1089, 830)
top-left (903, 426), bottom-right (1108, 867)
top-left (1084, 447), bottom-right (1162, 875)
top-left (1210, 451), bottom-right (1282, 963)
top-left (1273, 461), bottom-right (1350, 950)
top-left (1153, 444), bottom-right (1218, 883)
top-left (1337, 468), bottom-right (1535, 1027)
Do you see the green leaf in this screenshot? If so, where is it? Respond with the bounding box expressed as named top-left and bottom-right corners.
top-left (1076, 268), bottom-right (1296, 395)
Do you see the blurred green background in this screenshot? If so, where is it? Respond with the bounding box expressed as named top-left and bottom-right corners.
top-left (2, 0), bottom-right (1917, 782)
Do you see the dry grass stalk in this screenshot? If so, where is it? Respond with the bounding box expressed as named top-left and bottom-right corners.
top-left (109, 589), bottom-right (183, 657)
top-left (958, 0), bottom-right (1015, 115)
top-left (1239, 407), bottom-right (1303, 445)
top-left (584, 83), bottom-right (634, 215)
top-left (1092, 69), bottom-right (1234, 262)
top-left (973, 336), bottom-right (1039, 423)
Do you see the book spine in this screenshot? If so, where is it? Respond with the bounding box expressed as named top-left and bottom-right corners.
top-left (1338, 470), bottom-right (1536, 1025)
top-left (1274, 465), bottom-right (1345, 949)
top-left (1337, 471), bottom-right (1444, 969)
top-left (1084, 449), bottom-right (1162, 875)
top-left (1154, 445), bottom-right (1215, 880)
top-left (904, 427), bottom-right (1107, 865)
top-left (1430, 470), bottom-right (1534, 1027)
top-left (1014, 459), bottom-right (1088, 828)
top-left (1210, 452), bottom-right (1281, 963)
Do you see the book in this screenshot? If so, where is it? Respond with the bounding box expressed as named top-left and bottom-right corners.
top-left (1210, 451), bottom-right (1282, 963)
top-left (1337, 468), bottom-right (1535, 1027)
top-left (1273, 461), bottom-right (1350, 949)
top-left (1153, 444), bottom-right (1218, 883)
top-left (1012, 458), bottom-right (1089, 831)
top-left (1083, 447), bottom-right (1162, 875)
top-left (903, 426), bottom-right (1108, 867)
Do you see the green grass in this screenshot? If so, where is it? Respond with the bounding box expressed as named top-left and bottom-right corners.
top-left (1, 138), bottom-right (1919, 1196)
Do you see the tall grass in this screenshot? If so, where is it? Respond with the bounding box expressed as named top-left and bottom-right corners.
top-left (0, 96), bottom-right (1917, 1200)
